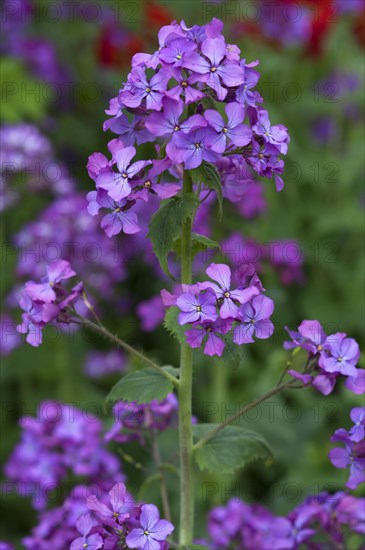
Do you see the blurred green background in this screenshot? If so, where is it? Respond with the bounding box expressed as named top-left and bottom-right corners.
top-left (1, 0), bottom-right (364, 546)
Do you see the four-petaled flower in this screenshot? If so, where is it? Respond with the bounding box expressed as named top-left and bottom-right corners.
top-left (200, 263), bottom-right (259, 319)
top-left (126, 503), bottom-right (174, 550)
top-left (234, 294), bottom-right (275, 344)
top-left (204, 102), bottom-right (252, 153)
top-left (177, 291), bottom-right (217, 325)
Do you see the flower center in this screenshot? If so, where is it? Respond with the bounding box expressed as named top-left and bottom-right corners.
top-left (122, 172), bottom-right (128, 178)
top-left (337, 356), bottom-right (343, 362)
top-left (195, 142), bottom-right (201, 149)
top-left (144, 180), bottom-right (152, 188)
top-left (181, 81), bottom-right (188, 87)
top-left (222, 127), bottom-right (228, 133)
top-left (196, 305), bottom-right (202, 312)
top-left (114, 207), bottom-right (121, 213)
top-left (250, 319), bottom-right (256, 324)
top-left (317, 345), bottom-right (323, 351)
top-left (174, 125), bottom-right (180, 132)
top-left (83, 544), bottom-right (88, 549)
top-left (144, 530), bottom-right (150, 535)
top-left (176, 54), bottom-right (182, 60)
top-left (210, 66), bottom-right (217, 72)
top-left (112, 512), bottom-right (119, 519)
top-left (224, 291), bottom-right (230, 298)
top-left (145, 87), bottom-right (151, 93)
top-left (258, 153), bottom-right (264, 159)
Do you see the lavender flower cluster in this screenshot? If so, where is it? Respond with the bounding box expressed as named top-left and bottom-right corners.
top-left (5, 401), bottom-right (124, 511)
top-left (70, 482), bottom-right (174, 550)
top-left (284, 320), bottom-right (364, 396)
top-left (16, 259), bottom-right (83, 346)
top-left (165, 262), bottom-right (273, 356)
top-left (204, 491), bottom-right (365, 550)
top-left (105, 394), bottom-right (178, 445)
top-left (87, 18), bottom-right (289, 238)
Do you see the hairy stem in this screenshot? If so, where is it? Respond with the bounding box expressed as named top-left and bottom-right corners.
top-left (193, 379), bottom-right (299, 452)
top-left (77, 316), bottom-right (179, 387)
top-left (178, 170), bottom-right (194, 546)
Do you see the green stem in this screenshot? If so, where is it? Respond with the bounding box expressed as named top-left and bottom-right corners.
top-left (77, 316), bottom-right (179, 388)
top-left (193, 379), bottom-right (298, 452)
top-left (178, 170), bottom-right (194, 547)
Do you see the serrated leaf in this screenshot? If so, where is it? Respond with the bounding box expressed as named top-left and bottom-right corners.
top-left (193, 424), bottom-right (273, 474)
top-left (106, 367), bottom-right (176, 406)
top-left (191, 161), bottom-right (223, 219)
top-left (164, 307), bottom-right (186, 345)
top-left (148, 193), bottom-right (199, 278)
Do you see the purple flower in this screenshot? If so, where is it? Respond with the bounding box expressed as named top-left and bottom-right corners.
top-left (105, 394), bottom-right (178, 445)
top-left (252, 109), bottom-right (289, 154)
top-left (165, 69), bottom-right (205, 104)
top-left (87, 189), bottom-right (141, 237)
top-left (177, 290), bottom-right (217, 325)
top-left (126, 504), bottom-right (174, 550)
top-left (87, 482), bottom-right (130, 529)
top-left (137, 295), bottom-right (165, 331)
top-left (185, 319), bottom-right (232, 356)
top-left (349, 407), bottom-right (365, 443)
top-left (320, 332), bottom-right (360, 378)
top-left (284, 320), bottom-right (328, 355)
top-left (247, 140), bottom-right (285, 191)
top-left (70, 514), bottom-right (103, 550)
top-left (329, 434), bottom-right (365, 490)
top-left (345, 368), bottom-right (365, 394)
top-left (183, 38), bottom-right (244, 100)
top-left (120, 67), bottom-right (169, 111)
top-left (169, 127), bottom-right (218, 169)
top-left (103, 114), bottom-right (154, 146)
top-left (96, 145), bottom-right (151, 202)
top-left (234, 295), bottom-right (274, 344)
top-left (132, 159), bottom-right (181, 201)
top-left (204, 102), bottom-right (252, 153)
top-left (24, 259), bottom-right (76, 303)
top-left (159, 37), bottom-right (197, 67)
top-left (235, 60), bottom-right (263, 106)
top-left (200, 263), bottom-right (259, 320)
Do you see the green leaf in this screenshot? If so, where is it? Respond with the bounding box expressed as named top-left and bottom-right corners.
top-left (193, 424), bottom-right (273, 474)
top-left (164, 307), bottom-right (186, 345)
top-left (191, 161), bottom-right (223, 219)
top-left (106, 367), bottom-right (176, 406)
top-left (174, 232), bottom-right (219, 259)
top-left (148, 193), bottom-right (199, 278)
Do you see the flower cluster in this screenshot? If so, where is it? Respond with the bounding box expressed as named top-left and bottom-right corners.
top-left (205, 492), bottom-right (365, 549)
top-left (70, 482), bottom-right (174, 550)
top-left (88, 18), bottom-right (289, 237)
top-left (284, 320), bottom-right (363, 395)
top-left (329, 406), bottom-right (365, 490)
top-left (170, 262), bottom-right (273, 356)
top-left (0, 124), bottom-right (54, 211)
top-left (5, 401), bottom-right (123, 510)
top-left (22, 485), bottom-right (90, 550)
top-left (16, 259), bottom-right (82, 346)
top-left (105, 394), bottom-right (178, 445)
top-left (13, 194), bottom-right (127, 298)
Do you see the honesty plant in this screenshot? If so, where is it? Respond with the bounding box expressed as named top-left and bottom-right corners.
top-left (11, 17), bottom-right (364, 550)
